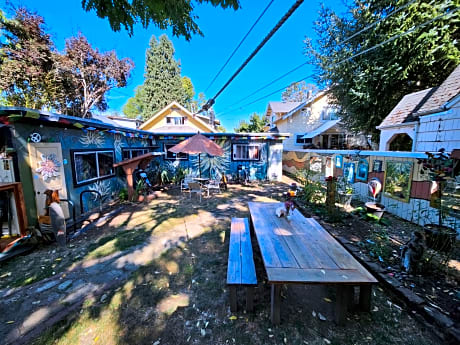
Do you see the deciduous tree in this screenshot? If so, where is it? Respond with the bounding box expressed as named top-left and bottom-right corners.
top-left (282, 81), bottom-right (317, 102)
top-left (61, 34), bottom-right (134, 118)
top-left (81, 0), bottom-right (240, 40)
top-left (306, 0), bottom-right (460, 139)
top-left (235, 113), bottom-right (266, 133)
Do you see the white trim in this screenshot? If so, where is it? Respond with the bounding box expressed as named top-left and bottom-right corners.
top-left (376, 121), bottom-right (418, 130)
top-left (74, 150), bottom-right (115, 185)
top-left (232, 143), bottom-right (261, 161)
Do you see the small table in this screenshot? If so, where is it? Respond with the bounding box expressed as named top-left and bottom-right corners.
top-left (193, 177), bottom-right (209, 184)
top-left (248, 202), bottom-right (377, 324)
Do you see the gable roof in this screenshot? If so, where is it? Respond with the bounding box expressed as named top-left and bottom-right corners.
top-left (414, 64), bottom-right (460, 116)
top-left (268, 101), bottom-right (304, 114)
top-left (378, 65), bottom-right (460, 128)
top-left (378, 88), bottom-right (435, 128)
top-left (140, 101), bottom-right (217, 133)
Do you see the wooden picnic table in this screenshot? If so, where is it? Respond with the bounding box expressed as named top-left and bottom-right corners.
top-left (248, 201), bottom-right (378, 324)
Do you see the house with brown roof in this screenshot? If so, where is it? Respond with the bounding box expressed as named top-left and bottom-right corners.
top-left (265, 91), bottom-right (369, 151)
top-left (377, 65), bottom-right (460, 152)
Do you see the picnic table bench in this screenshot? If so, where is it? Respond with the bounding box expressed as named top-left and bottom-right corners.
top-left (248, 202), bottom-right (378, 325)
top-left (227, 218), bottom-right (257, 312)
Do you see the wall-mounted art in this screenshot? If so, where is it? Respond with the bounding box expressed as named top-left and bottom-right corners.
top-left (309, 156), bottom-right (322, 173)
top-left (356, 158), bottom-right (369, 182)
top-left (335, 155), bottom-right (343, 168)
top-left (373, 159), bottom-right (383, 172)
top-left (384, 160), bottom-right (413, 202)
top-left (343, 162), bottom-right (355, 184)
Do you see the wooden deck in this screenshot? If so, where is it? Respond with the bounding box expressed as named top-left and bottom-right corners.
top-left (248, 201), bottom-right (378, 324)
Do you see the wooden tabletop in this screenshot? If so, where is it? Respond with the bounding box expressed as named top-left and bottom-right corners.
top-left (248, 202), bottom-right (377, 285)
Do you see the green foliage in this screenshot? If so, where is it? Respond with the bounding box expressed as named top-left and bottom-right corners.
top-left (81, 0), bottom-right (240, 40)
top-left (282, 81), bottom-right (318, 102)
top-left (181, 76), bottom-right (195, 106)
top-left (141, 35), bottom-right (187, 119)
top-left (359, 225), bottom-right (392, 263)
top-left (234, 113), bottom-right (266, 133)
top-left (118, 188), bottom-right (128, 201)
top-left (306, 0), bottom-right (460, 139)
top-left (0, 8), bottom-right (134, 117)
top-left (296, 168), bottom-right (325, 204)
top-left (123, 85), bottom-right (145, 119)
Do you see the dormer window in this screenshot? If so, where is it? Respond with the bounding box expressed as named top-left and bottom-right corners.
top-left (321, 107), bottom-right (338, 121)
top-left (166, 116), bottom-right (186, 125)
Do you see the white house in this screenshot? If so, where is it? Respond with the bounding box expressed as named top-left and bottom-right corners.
top-left (378, 65), bottom-right (460, 152)
top-left (265, 91), bottom-right (369, 151)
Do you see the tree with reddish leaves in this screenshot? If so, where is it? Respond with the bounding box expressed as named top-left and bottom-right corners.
top-left (0, 8), bottom-right (57, 108)
top-left (61, 34), bottom-right (134, 118)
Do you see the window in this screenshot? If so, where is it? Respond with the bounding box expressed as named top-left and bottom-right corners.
top-left (164, 144), bottom-right (188, 160)
top-left (321, 107), bottom-right (339, 121)
top-left (166, 117), bottom-right (185, 125)
top-left (122, 147), bottom-right (152, 160)
top-left (295, 135), bottom-right (312, 145)
top-left (73, 150), bottom-right (115, 185)
top-left (232, 144), bottom-right (260, 161)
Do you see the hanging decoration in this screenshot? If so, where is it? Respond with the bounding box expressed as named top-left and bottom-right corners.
top-left (36, 153), bottom-right (61, 181)
top-left (29, 132), bottom-right (42, 143)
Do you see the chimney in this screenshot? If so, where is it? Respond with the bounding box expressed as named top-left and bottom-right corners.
top-left (307, 89), bottom-right (312, 101)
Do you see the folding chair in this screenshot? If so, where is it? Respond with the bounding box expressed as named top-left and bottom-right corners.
top-left (188, 182), bottom-right (203, 202)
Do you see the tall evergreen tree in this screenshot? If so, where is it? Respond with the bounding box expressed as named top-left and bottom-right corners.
top-left (123, 85), bottom-right (145, 118)
top-left (142, 35), bottom-right (186, 119)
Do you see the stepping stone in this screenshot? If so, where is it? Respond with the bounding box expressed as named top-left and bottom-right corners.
top-left (35, 280), bottom-right (59, 293)
top-left (58, 280), bottom-right (73, 291)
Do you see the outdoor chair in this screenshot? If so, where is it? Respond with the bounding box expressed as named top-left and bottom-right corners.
top-left (205, 179), bottom-right (221, 197)
top-left (181, 175), bottom-right (194, 194)
top-left (188, 182), bottom-right (203, 202)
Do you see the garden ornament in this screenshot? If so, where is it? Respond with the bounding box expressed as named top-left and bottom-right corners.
top-left (400, 231), bottom-right (425, 273)
top-left (368, 177), bottom-right (382, 201)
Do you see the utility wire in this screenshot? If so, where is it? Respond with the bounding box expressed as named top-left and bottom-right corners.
top-left (212, 0), bottom-right (422, 116)
top-left (198, 0), bottom-right (305, 113)
top-left (216, 7), bottom-right (458, 117)
top-left (204, 0), bottom-right (276, 93)
top-left (338, 0), bottom-right (418, 45)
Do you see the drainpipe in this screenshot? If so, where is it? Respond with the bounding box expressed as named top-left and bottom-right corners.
top-left (412, 121), bottom-right (419, 152)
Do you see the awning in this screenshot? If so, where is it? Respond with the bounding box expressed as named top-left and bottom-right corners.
top-left (302, 120), bottom-right (340, 139)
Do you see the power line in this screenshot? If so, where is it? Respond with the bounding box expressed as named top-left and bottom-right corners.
top-left (218, 74), bottom-right (315, 118)
top-left (210, 0), bottom-right (422, 117)
top-left (204, 0), bottom-right (276, 93)
top-left (216, 7), bottom-right (458, 118)
top-left (338, 0), bottom-right (418, 45)
top-left (198, 0), bottom-right (305, 113)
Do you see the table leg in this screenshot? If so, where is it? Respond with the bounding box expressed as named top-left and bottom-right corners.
top-left (246, 286), bottom-right (254, 312)
top-left (359, 285), bottom-right (372, 312)
top-left (229, 286), bottom-right (237, 312)
top-left (335, 285), bottom-right (351, 325)
top-left (271, 284), bottom-right (281, 325)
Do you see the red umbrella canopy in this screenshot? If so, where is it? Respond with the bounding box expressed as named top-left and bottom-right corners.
top-left (168, 133), bottom-right (224, 156)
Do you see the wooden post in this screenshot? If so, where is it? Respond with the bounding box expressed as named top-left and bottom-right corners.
top-left (246, 286), bottom-right (254, 312)
top-left (271, 284), bottom-right (281, 325)
top-left (335, 285), bottom-right (351, 325)
top-left (229, 286), bottom-right (237, 312)
top-left (359, 285), bottom-right (372, 312)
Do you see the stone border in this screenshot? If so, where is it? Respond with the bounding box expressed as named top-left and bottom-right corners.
top-left (296, 202), bottom-right (460, 345)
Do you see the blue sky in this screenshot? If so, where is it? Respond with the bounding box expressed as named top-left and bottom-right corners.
top-left (3, 0), bottom-right (346, 130)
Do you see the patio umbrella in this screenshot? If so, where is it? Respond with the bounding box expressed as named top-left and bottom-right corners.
top-left (168, 133), bottom-right (224, 178)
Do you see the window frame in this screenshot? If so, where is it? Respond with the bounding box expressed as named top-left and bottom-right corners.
top-left (231, 143), bottom-right (261, 161)
top-left (321, 107), bottom-right (339, 121)
top-left (164, 143), bottom-right (189, 161)
top-left (166, 116), bottom-right (186, 125)
top-left (70, 149), bottom-right (115, 187)
top-left (121, 147), bottom-right (154, 160)
top-left (295, 134), bottom-right (312, 145)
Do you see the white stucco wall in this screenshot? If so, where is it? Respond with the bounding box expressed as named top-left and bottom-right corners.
top-left (415, 102), bottom-right (460, 152)
top-left (267, 142), bottom-right (283, 181)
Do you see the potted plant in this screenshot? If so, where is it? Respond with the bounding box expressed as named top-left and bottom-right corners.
top-left (135, 179), bottom-right (146, 202)
top-left (418, 149), bottom-right (456, 252)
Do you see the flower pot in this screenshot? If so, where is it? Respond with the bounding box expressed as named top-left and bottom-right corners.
top-left (137, 195), bottom-right (145, 202)
top-left (365, 202), bottom-right (385, 220)
top-left (424, 224), bottom-right (456, 252)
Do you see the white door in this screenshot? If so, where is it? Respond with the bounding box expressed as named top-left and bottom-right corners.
top-left (28, 143), bottom-right (69, 218)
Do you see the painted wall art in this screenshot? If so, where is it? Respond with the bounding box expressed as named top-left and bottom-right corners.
top-left (356, 158), bottom-right (369, 182)
top-left (384, 160), bottom-right (413, 202)
top-left (343, 162), bottom-right (356, 184)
